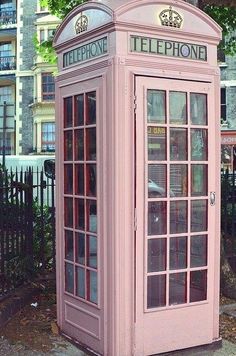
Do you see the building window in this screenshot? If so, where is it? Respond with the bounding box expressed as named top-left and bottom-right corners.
top-left (39, 29), bottom-right (45, 43)
top-left (42, 122), bottom-right (55, 152)
top-left (48, 28), bottom-right (56, 40)
top-left (42, 73), bottom-right (55, 101)
top-left (0, 132), bottom-right (14, 155)
top-left (0, 86), bottom-right (13, 103)
top-left (221, 87), bottom-right (226, 122)
top-left (0, 0), bottom-right (14, 11)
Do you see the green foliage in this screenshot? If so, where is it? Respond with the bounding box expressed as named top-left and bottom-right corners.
top-left (204, 5), bottom-right (236, 55)
top-left (40, 0), bottom-right (87, 19)
top-left (33, 33), bottom-right (57, 65)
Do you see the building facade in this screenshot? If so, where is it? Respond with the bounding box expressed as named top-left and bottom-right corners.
top-left (220, 51), bottom-right (236, 170)
top-left (0, 0), bottom-right (58, 157)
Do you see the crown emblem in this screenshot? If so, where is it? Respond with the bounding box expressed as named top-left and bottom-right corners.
top-left (75, 14), bottom-right (89, 34)
top-left (159, 6), bottom-right (183, 28)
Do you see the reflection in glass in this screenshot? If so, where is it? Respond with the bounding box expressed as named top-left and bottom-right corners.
top-left (65, 263), bottom-right (74, 294)
top-left (75, 198), bottom-right (85, 230)
top-left (64, 131), bottom-right (73, 161)
top-left (86, 164), bottom-right (96, 197)
top-left (74, 94), bottom-right (84, 126)
top-left (87, 200), bottom-right (97, 233)
top-left (148, 201), bottom-right (167, 235)
top-left (64, 198), bottom-right (73, 228)
top-left (170, 92), bottom-right (187, 124)
top-left (169, 273), bottom-right (187, 305)
top-left (64, 97), bottom-right (73, 128)
top-left (86, 128), bottom-right (96, 161)
top-left (170, 165), bottom-right (188, 197)
top-left (170, 201), bottom-right (188, 234)
top-left (147, 275), bottom-right (166, 308)
top-left (86, 92), bottom-right (96, 125)
top-left (75, 130), bottom-right (84, 161)
top-left (64, 164), bottom-right (73, 194)
top-left (191, 200), bottom-right (208, 232)
top-left (190, 93), bottom-right (207, 125)
top-left (191, 165), bottom-right (207, 196)
top-left (148, 127), bottom-right (166, 161)
top-left (191, 129), bottom-right (207, 161)
top-left (76, 267), bottom-right (85, 299)
top-left (170, 128), bottom-right (187, 161)
top-left (75, 232), bottom-right (85, 265)
top-left (88, 235), bottom-right (97, 269)
top-left (88, 270), bottom-right (98, 304)
top-left (148, 165), bottom-right (166, 198)
top-left (190, 270), bottom-right (207, 302)
top-left (147, 90), bottom-right (166, 123)
top-left (65, 230), bottom-right (73, 261)
top-left (75, 164), bottom-right (84, 196)
top-left (170, 237), bottom-right (187, 270)
top-left (191, 235), bottom-right (207, 267)
top-left (148, 238), bottom-right (166, 272)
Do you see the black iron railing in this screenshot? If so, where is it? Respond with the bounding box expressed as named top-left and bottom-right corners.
top-left (0, 56), bottom-right (16, 71)
top-left (0, 167), bottom-right (55, 299)
top-left (0, 10), bottom-right (17, 26)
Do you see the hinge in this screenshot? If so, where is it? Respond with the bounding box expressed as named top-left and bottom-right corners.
top-left (134, 94), bottom-right (137, 114)
top-left (134, 207), bottom-right (137, 231)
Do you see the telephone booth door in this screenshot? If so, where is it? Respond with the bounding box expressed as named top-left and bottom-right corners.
top-left (135, 76), bottom-right (219, 355)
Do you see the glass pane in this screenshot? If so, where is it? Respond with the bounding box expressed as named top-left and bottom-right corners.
top-left (64, 131), bottom-right (73, 161)
top-left (190, 93), bottom-right (207, 125)
top-left (170, 237), bottom-right (187, 270)
top-left (75, 199), bottom-right (85, 230)
top-left (64, 198), bottom-right (73, 228)
top-left (64, 97), bottom-right (73, 128)
top-left (190, 270), bottom-right (207, 303)
top-left (64, 164), bottom-right (73, 194)
top-left (191, 129), bottom-right (208, 161)
top-left (191, 200), bottom-right (208, 232)
top-left (170, 128), bottom-right (187, 161)
top-left (86, 128), bottom-right (96, 161)
top-left (86, 92), bottom-right (96, 125)
top-left (148, 201), bottom-right (167, 235)
top-left (88, 235), bottom-right (97, 269)
top-left (74, 94), bottom-right (84, 126)
top-left (148, 164), bottom-right (166, 198)
top-left (65, 230), bottom-right (73, 261)
top-left (88, 270), bottom-right (98, 304)
top-left (65, 263), bottom-right (74, 294)
top-left (148, 238), bottom-right (166, 272)
top-left (74, 129), bottom-right (84, 161)
top-left (170, 201), bottom-right (188, 234)
top-left (86, 164), bottom-right (96, 197)
top-left (87, 200), bottom-right (97, 233)
top-left (147, 90), bottom-right (166, 123)
top-left (170, 92), bottom-right (187, 124)
top-left (191, 165), bottom-right (207, 196)
top-left (169, 273), bottom-right (187, 305)
top-left (76, 267), bottom-right (85, 299)
top-left (170, 165), bottom-right (188, 197)
top-left (147, 275), bottom-right (166, 308)
top-left (75, 232), bottom-right (85, 265)
top-left (148, 127), bottom-right (166, 161)
top-left (75, 164), bottom-right (84, 196)
top-left (191, 235), bottom-right (207, 268)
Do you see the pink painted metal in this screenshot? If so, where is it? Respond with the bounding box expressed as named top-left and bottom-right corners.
top-left (54, 0), bottom-right (221, 355)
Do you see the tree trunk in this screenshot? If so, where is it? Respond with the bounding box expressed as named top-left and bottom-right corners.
top-left (221, 242), bottom-right (236, 299)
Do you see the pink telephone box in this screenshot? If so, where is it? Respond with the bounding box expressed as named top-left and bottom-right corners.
top-left (54, 0), bottom-right (222, 355)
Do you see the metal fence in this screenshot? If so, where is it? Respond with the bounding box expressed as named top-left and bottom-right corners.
top-left (0, 167), bottom-right (55, 299)
top-left (221, 169), bottom-right (236, 271)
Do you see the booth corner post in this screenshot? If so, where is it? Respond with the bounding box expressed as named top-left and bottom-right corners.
top-left (53, 0), bottom-right (222, 355)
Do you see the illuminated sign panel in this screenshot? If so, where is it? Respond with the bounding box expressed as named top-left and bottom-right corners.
top-left (63, 36), bottom-right (108, 67)
top-left (130, 35), bottom-right (207, 61)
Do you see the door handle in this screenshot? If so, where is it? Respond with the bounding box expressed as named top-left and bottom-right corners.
top-left (210, 192), bottom-right (216, 206)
